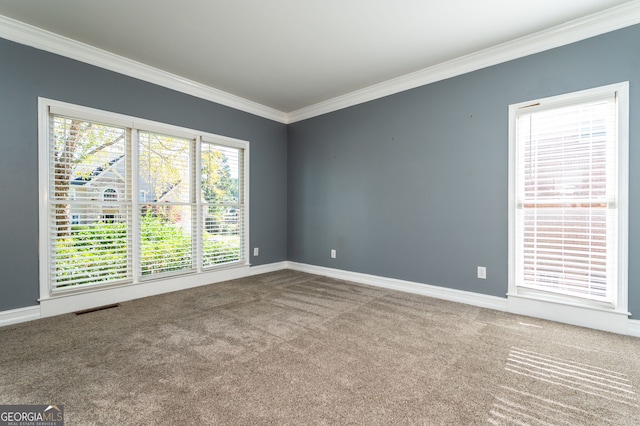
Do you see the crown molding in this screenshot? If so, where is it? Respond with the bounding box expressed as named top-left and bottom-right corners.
top-left (287, 0), bottom-right (640, 123)
top-left (2, 1), bottom-right (640, 125)
top-left (0, 15), bottom-right (288, 124)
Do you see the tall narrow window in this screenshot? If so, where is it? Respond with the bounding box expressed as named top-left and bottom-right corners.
top-left (510, 83), bottom-right (628, 310)
top-left (200, 142), bottom-right (244, 267)
top-left (139, 132), bottom-right (194, 276)
top-left (50, 115), bottom-right (131, 289)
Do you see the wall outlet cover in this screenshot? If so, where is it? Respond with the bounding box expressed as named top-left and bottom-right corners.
top-left (477, 266), bottom-right (487, 279)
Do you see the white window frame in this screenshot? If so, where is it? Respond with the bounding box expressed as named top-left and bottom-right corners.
top-left (507, 83), bottom-right (629, 332)
top-left (38, 98), bottom-right (250, 313)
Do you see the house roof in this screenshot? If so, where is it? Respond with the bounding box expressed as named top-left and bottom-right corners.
top-left (70, 155), bottom-right (125, 186)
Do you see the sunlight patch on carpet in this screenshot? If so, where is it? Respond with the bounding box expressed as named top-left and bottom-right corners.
top-left (488, 347), bottom-right (638, 424)
top-left (488, 386), bottom-right (605, 425)
top-left (506, 347), bottom-right (637, 405)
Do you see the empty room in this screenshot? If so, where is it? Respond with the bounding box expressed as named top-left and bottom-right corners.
top-left (0, 0), bottom-right (639, 424)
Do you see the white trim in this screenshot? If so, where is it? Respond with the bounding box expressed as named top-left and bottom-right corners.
top-left (0, 15), bottom-right (287, 124)
top-left (131, 128), bottom-right (140, 284)
top-left (628, 319), bottom-right (640, 338)
top-left (2, 3), bottom-right (640, 123)
top-left (287, 262), bottom-right (638, 336)
top-left (508, 82), bottom-right (629, 329)
top-left (0, 306), bottom-right (41, 327)
top-left (0, 261), bottom-right (288, 327)
top-left (37, 97), bottom-right (52, 301)
top-left (507, 293), bottom-right (630, 334)
top-left (39, 265), bottom-right (248, 318)
top-left (616, 82), bottom-right (630, 317)
top-left (39, 261), bottom-right (289, 319)
top-left (195, 137), bottom-right (203, 274)
top-left (242, 147), bottom-right (251, 265)
top-left (1, 263), bottom-right (638, 336)
top-left (248, 261), bottom-right (289, 275)
top-left (38, 97), bottom-right (251, 302)
top-left (46, 99), bottom-right (250, 144)
top-left (288, 2), bottom-right (640, 122)
top-left (286, 262), bottom-right (508, 312)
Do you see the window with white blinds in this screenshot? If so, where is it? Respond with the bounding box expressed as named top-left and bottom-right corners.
top-left (139, 131), bottom-right (194, 276)
top-left (50, 116), bottom-right (132, 288)
top-left (41, 100), bottom-right (249, 294)
top-left (510, 83), bottom-right (628, 308)
top-left (200, 142), bottom-right (244, 268)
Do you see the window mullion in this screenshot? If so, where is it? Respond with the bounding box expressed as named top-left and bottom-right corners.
top-left (131, 128), bottom-right (140, 283)
top-left (195, 137), bottom-right (203, 273)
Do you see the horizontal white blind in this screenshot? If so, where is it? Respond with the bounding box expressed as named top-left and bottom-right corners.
top-left (49, 114), bottom-right (132, 289)
top-left (138, 132), bottom-right (195, 276)
top-left (516, 96), bottom-right (617, 303)
top-left (200, 143), bottom-right (244, 268)
top-left (44, 101), bottom-right (249, 294)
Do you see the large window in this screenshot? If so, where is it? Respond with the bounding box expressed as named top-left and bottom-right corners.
top-left (509, 83), bottom-right (628, 311)
top-left (40, 100), bottom-right (249, 295)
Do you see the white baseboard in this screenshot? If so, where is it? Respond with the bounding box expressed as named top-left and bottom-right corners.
top-left (247, 261), bottom-right (289, 275)
top-left (0, 261), bottom-right (289, 327)
top-left (0, 305), bottom-right (41, 327)
top-left (507, 293), bottom-right (630, 335)
top-left (286, 262), bottom-right (508, 312)
top-left (287, 262), bottom-right (639, 337)
top-left (2, 261), bottom-right (638, 338)
top-left (628, 319), bottom-right (640, 337)
top-left (39, 262), bottom-right (289, 319)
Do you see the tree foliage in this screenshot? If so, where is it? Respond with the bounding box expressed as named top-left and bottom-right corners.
top-left (56, 212), bottom-right (240, 286)
top-left (201, 146), bottom-right (237, 203)
top-left (138, 132), bottom-right (190, 202)
top-left (53, 117), bottom-right (126, 236)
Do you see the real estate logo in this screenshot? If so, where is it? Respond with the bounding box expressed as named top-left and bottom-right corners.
top-left (0, 405), bottom-right (64, 426)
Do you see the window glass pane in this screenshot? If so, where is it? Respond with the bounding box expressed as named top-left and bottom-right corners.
top-left (202, 205), bottom-right (242, 267)
top-left (515, 96), bottom-right (616, 304)
top-left (200, 144), bottom-right (240, 203)
top-left (138, 132), bottom-right (194, 276)
top-left (53, 116), bottom-right (128, 203)
top-left (138, 132), bottom-right (192, 203)
top-left (54, 205), bottom-right (130, 288)
top-left (519, 101), bottom-right (612, 202)
top-left (522, 206), bottom-right (607, 298)
top-left (201, 142), bottom-right (243, 268)
top-left (140, 205), bottom-right (193, 275)
top-left (51, 115), bottom-right (130, 289)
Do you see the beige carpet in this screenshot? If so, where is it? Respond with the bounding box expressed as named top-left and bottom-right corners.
top-left (1, 270), bottom-right (639, 425)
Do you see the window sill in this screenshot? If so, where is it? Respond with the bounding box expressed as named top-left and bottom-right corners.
top-left (507, 292), bottom-right (630, 334)
top-left (39, 263), bottom-right (251, 318)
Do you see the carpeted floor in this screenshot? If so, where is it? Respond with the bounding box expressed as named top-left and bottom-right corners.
top-left (0, 270), bottom-right (639, 425)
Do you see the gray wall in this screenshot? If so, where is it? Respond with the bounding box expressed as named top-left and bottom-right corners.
top-left (2, 24), bottom-right (639, 317)
top-left (0, 37), bottom-right (288, 311)
top-left (288, 25), bottom-right (640, 316)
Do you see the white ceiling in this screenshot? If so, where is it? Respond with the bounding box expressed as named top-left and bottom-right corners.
top-left (0, 0), bottom-right (634, 114)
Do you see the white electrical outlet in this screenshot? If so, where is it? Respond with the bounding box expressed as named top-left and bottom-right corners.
top-left (477, 266), bottom-right (487, 279)
top-left (331, 249), bottom-right (337, 259)
top-left (253, 247), bottom-right (259, 256)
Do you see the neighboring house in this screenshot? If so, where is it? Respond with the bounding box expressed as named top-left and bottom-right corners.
top-left (69, 155), bottom-right (187, 227)
top-left (70, 155), bottom-right (127, 225)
